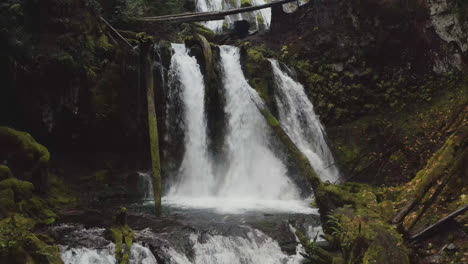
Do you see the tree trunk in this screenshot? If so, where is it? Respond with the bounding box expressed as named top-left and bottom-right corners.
top-left (144, 51), bottom-right (162, 216)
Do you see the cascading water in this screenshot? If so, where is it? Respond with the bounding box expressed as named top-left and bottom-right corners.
top-left (196, 0), bottom-right (271, 32)
top-left (269, 59), bottom-right (340, 183)
top-left (218, 45), bottom-right (299, 200)
top-left (166, 43), bottom-right (215, 196)
top-left (163, 45), bottom-right (314, 214)
top-left (53, 45), bottom-right (330, 264)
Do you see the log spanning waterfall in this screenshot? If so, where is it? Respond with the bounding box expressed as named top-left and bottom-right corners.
top-left (270, 60), bottom-right (341, 183)
top-left (196, 0), bottom-right (271, 32)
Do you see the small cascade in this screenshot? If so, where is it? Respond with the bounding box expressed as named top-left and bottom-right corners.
top-left (163, 229), bottom-right (304, 264)
top-left (138, 172), bottom-right (154, 201)
top-left (60, 243), bottom-right (157, 264)
top-left (60, 244), bottom-right (116, 264)
top-left (54, 225), bottom-right (157, 264)
top-left (166, 44), bottom-right (215, 196)
top-left (269, 59), bottom-right (341, 183)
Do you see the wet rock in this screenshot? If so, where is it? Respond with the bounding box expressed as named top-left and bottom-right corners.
top-left (234, 20), bottom-right (250, 37)
top-left (422, 254), bottom-right (447, 264)
top-left (445, 243), bottom-right (457, 251)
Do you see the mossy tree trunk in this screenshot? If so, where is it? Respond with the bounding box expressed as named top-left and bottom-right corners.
top-left (143, 48), bottom-right (162, 216)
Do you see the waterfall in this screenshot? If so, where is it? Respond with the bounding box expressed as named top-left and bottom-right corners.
top-left (166, 44), bottom-right (215, 196)
top-left (269, 59), bottom-right (341, 183)
top-left (139, 172), bottom-right (154, 201)
top-left (196, 0), bottom-right (225, 32)
top-left (196, 0), bottom-right (271, 32)
top-left (218, 45), bottom-right (299, 200)
top-left (163, 45), bottom-right (313, 214)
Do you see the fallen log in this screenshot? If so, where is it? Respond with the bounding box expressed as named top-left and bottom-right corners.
top-left (410, 205), bottom-right (468, 241)
top-left (135, 0), bottom-right (298, 23)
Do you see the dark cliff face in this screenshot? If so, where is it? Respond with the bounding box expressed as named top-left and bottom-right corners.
top-left (264, 0), bottom-right (467, 125)
top-left (0, 0), bottom-right (143, 159)
top-left (270, 0), bottom-right (467, 73)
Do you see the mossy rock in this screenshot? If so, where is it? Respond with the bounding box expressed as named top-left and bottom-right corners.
top-left (18, 197), bottom-right (57, 225)
top-left (0, 165), bottom-right (13, 181)
top-left (23, 234), bottom-right (63, 264)
top-left (0, 188), bottom-right (15, 217)
top-left (0, 127), bottom-right (50, 193)
top-left (0, 179), bottom-right (34, 202)
top-left (0, 127), bottom-right (50, 163)
top-left (241, 0), bottom-right (252, 7)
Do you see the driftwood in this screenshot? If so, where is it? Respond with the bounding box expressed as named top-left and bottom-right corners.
top-left (410, 205), bottom-right (468, 241)
top-left (135, 0), bottom-right (298, 23)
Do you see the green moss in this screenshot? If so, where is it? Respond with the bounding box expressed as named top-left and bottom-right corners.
top-left (47, 174), bottom-right (77, 208)
top-left (241, 0), bottom-right (252, 7)
top-left (96, 34), bottom-right (114, 54)
top-left (18, 197), bottom-right (56, 225)
top-left (24, 234), bottom-right (63, 264)
top-left (0, 188), bottom-right (15, 217)
top-left (0, 127), bottom-right (50, 163)
top-left (257, 14), bottom-right (264, 24)
top-left (0, 179), bottom-right (34, 202)
top-left (94, 169), bottom-right (110, 184)
top-left (91, 63), bottom-right (123, 119)
top-left (0, 165), bottom-right (13, 181)
top-left (111, 225), bottom-right (134, 264)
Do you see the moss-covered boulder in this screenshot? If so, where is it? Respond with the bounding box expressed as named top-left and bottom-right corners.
top-left (0, 178), bottom-right (34, 202)
top-left (308, 182), bottom-right (409, 264)
top-left (0, 127), bottom-right (50, 194)
top-left (0, 214), bottom-right (63, 264)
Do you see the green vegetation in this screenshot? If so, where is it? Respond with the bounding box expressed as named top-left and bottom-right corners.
top-left (241, 0), bottom-right (252, 7)
top-left (111, 208), bottom-right (135, 264)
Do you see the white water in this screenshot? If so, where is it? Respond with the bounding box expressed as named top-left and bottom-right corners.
top-left (163, 45), bottom-right (312, 214)
top-left (166, 44), bottom-right (215, 197)
top-left (196, 0), bottom-right (271, 32)
top-left (196, 0), bottom-right (225, 32)
top-left (218, 45), bottom-right (300, 200)
top-left (60, 243), bottom-right (157, 264)
top-left (270, 59), bottom-right (340, 183)
top-left (139, 172), bottom-right (154, 200)
top-left (164, 229), bottom-right (304, 264)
